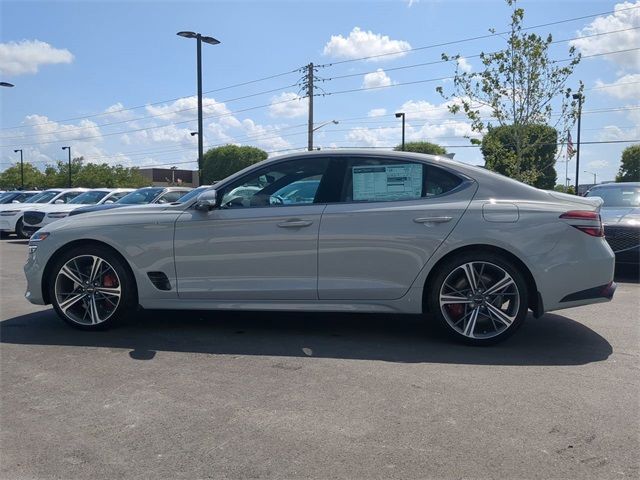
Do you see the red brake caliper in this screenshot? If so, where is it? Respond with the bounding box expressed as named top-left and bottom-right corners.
top-left (445, 303), bottom-right (464, 320)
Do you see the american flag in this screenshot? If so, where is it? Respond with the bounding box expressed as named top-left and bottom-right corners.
top-left (567, 133), bottom-right (575, 158)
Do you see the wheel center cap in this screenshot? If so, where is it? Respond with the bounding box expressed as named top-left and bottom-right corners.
top-left (473, 294), bottom-right (485, 305)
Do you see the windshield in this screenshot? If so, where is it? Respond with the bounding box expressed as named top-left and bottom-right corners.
top-left (174, 187), bottom-right (209, 203)
top-left (30, 191), bottom-right (61, 204)
top-left (116, 188), bottom-right (164, 205)
top-left (69, 190), bottom-right (110, 204)
top-left (586, 186), bottom-right (640, 208)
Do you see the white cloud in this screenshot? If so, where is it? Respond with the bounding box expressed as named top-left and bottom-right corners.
top-left (587, 160), bottom-right (609, 170)
top-left (406, 0), bottom-right (419, 7)
top-left (570, 1), bottom-right (640, 69)
top-left (241, 119), bottom-right (291, 151)
top-left (457, 56), bottom-right (472, 73)
top-left (362, 69), bottom-right (393, 89)
top-left (145, 96), bottom-right (232, 121)
top-left (0, 40), bottom-right (74, 75)
top-left (323, 27), bottom-right (411, 61)
top-left (595, 74), bottom-right (640, 99)
top-left (269, 92), bottom-right (307, 118)
top-left (368, 108), bottom-right (387, 117)
top-left (104, 103), bottom-right (135, 121)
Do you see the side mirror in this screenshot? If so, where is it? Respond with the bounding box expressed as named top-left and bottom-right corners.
top-left (194, 189), bottom-right (217, 211)
top-left (12, 200), bottom-right (20, 203)
top-left (104, 200), bottom-right (114, 204)
top-left (54, 199), bottom-right (65, 204)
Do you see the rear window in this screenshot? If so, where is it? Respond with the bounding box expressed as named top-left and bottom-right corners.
top-left (586, 186), bottom-right (640, 207)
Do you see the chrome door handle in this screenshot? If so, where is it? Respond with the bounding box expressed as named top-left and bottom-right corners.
top-left (413, 216), bottom-right (453, 224)
top-left (277, 219), bottom-right (313, 228)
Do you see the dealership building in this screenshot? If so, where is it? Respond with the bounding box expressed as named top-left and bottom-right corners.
top-left (138, 168), bottom-right (200, 187)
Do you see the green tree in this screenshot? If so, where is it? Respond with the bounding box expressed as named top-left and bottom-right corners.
top-left (553, 184), bottom-right (575, 195)
top-left (481, 124), bottom-right (558, 189)
top-left (42, 157), bottom-right (85, 187)
top-left (202, 145), bottom-right (268, 184)
top-left (0, 162), bottom-right (46, 189)
top-left (394, 142), bottom-right (447, 155)
top-left (616, 144), bottom-right (640, 182)
top-left (436, 0), bottom-right (581, 185)
top-left (74, 163), bottom-right (148, 187)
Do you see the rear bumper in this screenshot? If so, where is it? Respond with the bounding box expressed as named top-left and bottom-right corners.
top-left (560, 281), bottom-right (617, 303)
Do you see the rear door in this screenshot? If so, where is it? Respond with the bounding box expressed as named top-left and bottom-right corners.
top-left (318, 156), bottom-right (476, 300)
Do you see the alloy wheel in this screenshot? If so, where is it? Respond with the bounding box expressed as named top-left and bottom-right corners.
top-left (54, 255), bottom-right (121, 325)
top-left (439, 261), bottom-right (520, 340)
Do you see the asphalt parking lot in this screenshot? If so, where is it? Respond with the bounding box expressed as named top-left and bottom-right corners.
top-left (1, 238), bottom-right (638, 480)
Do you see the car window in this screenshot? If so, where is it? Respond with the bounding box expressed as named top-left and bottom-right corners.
top-left (339, 158), bottom-right (462, 203)
top-left (106, 191), bottom-right (130, 202)
top-left (57, 192), bottom-right (84, 203)
top-left (69, 191), bottom-right (110, 204)
top-left (586, 186), bottom-right (640, 207)
top-left (31, 191), bottom-right (61, 203)
top-left (116, 188), bottom-right (164, 204)
top-left (157, 191), bottom-right (186, 204)
top-left (218, 158), bottom-right (330, 208)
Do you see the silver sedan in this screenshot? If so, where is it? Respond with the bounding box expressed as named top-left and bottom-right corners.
top-left (24, 151), bottom-right (616, 345)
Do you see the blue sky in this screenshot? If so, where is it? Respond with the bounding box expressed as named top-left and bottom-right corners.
top-left (1, 0), bottom-right (638, 184)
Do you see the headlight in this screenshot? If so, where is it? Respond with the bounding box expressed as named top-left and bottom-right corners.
top-left (28, 231), bottom-right (50, 254)
top-left (0, 210), bottom-right (20, 216)
top-left (47, 212), bottom-right (69, 218)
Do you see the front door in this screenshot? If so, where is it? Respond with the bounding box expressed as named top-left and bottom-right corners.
top-left (174, 157), bottom-right (330, 300)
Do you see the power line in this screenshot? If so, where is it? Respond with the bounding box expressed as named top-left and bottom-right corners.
top-left (0, 67), bottom-right (303, 131)
top-left (318, 4), bottom-right (640, 66)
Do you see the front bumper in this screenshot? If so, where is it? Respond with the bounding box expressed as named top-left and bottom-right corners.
top-left (0, 217), bottom-right (17, 231)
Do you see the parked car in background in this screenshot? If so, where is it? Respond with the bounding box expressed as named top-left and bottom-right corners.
top-left (24, 151), bottom-right (615, 345)
top-left (0, 191), bottom-right (40, 205)
top-left (585, 182), bottom-right (640, 265)
top-left (0, 188), bottom-right (88, 238)
top-left (22, 188), bottom-right (134, 236)
top-left (68, 186), bottom-right (192, 217)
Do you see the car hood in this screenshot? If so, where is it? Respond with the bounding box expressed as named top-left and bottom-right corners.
top-left (600, 207), bottom-right (640, 227)
top-left (0, 202), bottom-right (50, 213)
top-left (25, 203), bottom-right (88, 214)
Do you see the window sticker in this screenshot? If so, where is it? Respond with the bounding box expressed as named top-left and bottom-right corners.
top-left (352, 163), bottom-right (423, 201)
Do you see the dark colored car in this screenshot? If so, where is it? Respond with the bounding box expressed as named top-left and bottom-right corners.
top-left (68, 187), bottom-right (192, 217)
top-left (585, 182), bottom-right (640, 265)
top-left (0, 191), bottom-right (40, 204)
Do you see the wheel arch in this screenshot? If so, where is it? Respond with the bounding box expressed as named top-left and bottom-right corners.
top-left (42, 239), bottom-right (138, 305)
top-left (423, 244), bottom-right (543, 317)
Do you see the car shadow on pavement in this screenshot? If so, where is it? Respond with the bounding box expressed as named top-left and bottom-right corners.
top-left (0, 308), bottom-right (612, 366)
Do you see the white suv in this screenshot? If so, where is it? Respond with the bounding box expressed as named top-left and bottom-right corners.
top-left (0, 188), bottom-right (88, 238)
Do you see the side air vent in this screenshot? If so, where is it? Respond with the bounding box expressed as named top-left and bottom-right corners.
top-left (147, 271), bottom-right (172, 291)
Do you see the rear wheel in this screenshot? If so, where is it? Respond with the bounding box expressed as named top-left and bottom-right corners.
top-left (48, 245), bottom-right (136, 330)
top-left (427, 252), bottom-right (529, 345)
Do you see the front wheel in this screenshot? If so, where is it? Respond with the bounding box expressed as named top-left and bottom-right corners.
top-left (48, 245), bottom-right (137, 330)
top-left (427, 252), bottom-right (529, 345)
top-left (15, 218), bottom-right (28, 239)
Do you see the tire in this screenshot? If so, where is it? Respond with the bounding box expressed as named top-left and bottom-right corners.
top-left (427, 251), bottom-right (529, 345)
top-left (15, 218), bottom-right (28, 239)
top-left (48, 245), bottom-right (137, 330)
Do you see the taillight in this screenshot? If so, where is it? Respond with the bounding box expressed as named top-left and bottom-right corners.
top-left (559, 210), bottom-right (604, 237)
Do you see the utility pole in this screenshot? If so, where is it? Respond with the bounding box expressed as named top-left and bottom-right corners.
top-left (307, 63), bottom-right (314, 151)
top-left (62, 146), bottom-right (71, 187)
top-left (395, 112), bottom-right (406, 150)
top-left (573, 93), bottom-right (583, 195)
top-left (13, 149), bottom-right (23, 188)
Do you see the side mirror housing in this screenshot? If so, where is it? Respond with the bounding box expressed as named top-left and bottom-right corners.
top-left (104, 200), bottom-right (114, 204)
top-left (194, 189), bottom-right (217, 211)
top-left (54, 199), bottom-right (65, 204)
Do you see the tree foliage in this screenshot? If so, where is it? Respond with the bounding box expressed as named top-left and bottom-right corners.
top-left (481, 124), bottom-right (558, 189)
top-left (202, 145), bottom-right (268, 183)
top-left (616, 144), bottom-right (640, 182)
top-left (394, 142), bottom-right (447, 155)
top-left (0, 163), bottom-right (46, 189)
top-left (436, 0), bottom-right (581, 186)
top-left (0, 157), bottom-right (148, 189)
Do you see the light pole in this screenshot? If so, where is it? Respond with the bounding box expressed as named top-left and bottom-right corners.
top-left (0, 82), bottom-right (14, 88)
top-left (573, 93), bottom-right (583, 195)
top-left (13, 149), bottom-right (23, 188)
top-left (584, 170), bottom-right (597, 185)
top-left (62, 146), bottom-right (71, 187)
top-left (177, 31), bottom-right (220, 178)
top-left (312, 120), bottom-right (338, 132)
top-left (395, 112), bottom-right (405, 151)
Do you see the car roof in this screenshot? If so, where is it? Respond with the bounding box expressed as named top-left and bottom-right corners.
top-left (588, 182), bottom-right (640, 188)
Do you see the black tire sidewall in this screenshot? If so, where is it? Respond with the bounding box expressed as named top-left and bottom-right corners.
top-left (15, 218), bottom-right (27, 239)
top-left (48, 245), bottom-right (136, 330)
top-left (427, 251), bottom-right (529, 345)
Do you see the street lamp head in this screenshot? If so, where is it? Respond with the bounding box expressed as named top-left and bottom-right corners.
top-left (190, 131), bottom-right (198, 136)
top-left (332, 120), bottom-right (339, 125)
top-left (61, 146), bottom-right (69, 151)
top-left (395, 112), bottom-right (404, 118)
top-left (201, 36), bottom-right (221, 45)
top-left (13, 149), bottom-right (21, 153)
top-left (1, 82), bottom-right (15, 87)
top-left (177, 31), bottom-right (197, 38)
